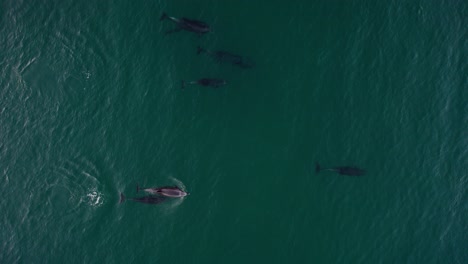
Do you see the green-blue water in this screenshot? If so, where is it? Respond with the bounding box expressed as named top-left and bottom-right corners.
top-left (1, 0), bottom-right (466, 263)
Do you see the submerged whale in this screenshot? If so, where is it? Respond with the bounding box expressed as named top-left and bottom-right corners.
top-left (119, 193), bottom-right (167, 204)
top-left (182, 78), bottom-right (227, 89)
top-left (137, 185), bottom-right (189, 198)
top-left (197, 46), bottom-right (254, 69)
top-left (315, 162), bottom-right (366, 176)
top-left (160, 12), bottom-right (210, 35)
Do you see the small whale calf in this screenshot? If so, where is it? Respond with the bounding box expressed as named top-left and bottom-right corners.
top-left (197, 46), bottom-right (254, 69)
top-left (182, 78), bottom-right (227, 89)
top-left (160, 12), bottom-right (210, 35)
top-left (315, 162), bottom-right (366, 176)
top-left (137, 185), bottom-right (189, 198)
top-left (119, 193), bottom-right (167, 204)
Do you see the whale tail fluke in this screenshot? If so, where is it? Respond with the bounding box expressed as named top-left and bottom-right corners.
top-left (119, 193), bottom-right (125, 203)
top-left (160, 12), bottom-right (168, 21)
top-left (315, 162), bottom-right (321, 173)
top-left (197, 46), bottom-right (205, 55)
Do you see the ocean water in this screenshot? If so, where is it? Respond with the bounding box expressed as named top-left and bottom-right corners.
top-left (1, 0), bottom-right (466, 263)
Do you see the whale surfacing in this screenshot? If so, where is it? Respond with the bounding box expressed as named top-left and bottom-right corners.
top-left (160, 12), bottom-right (210, 35)
top-left (119, 193), bottom-right (167, 204)
top-left (197, 46), bottom-right (254, 69)
top-left (137, 185), bottom-right (189, 198)
top-left (315, 162), bottom-right (366, 176)
top-left (182, 78), bottom-right (227, 89)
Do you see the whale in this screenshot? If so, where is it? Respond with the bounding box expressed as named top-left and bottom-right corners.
top-left (315, 162), bottom-right (366, 176)
top-left (197, 46), bottom-right (254, 69)
top-left (137, 185), bottom-right (189, 198)
top-left (119, 193), bottom-right (167, 204)
top-left (160, 12), bottom-right (210, 35)
top-left (182, 78), bottom-right (227, 89)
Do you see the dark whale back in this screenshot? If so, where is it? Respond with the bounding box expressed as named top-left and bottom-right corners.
top-left (315, 162), bottom-right (366, 176)
top-left (131, 195), bottom-right (167, 204)
top-left (336, 166), bottom-right (366, 176)
top-left (120, 193), bottom-right (167, 204)
top-left (215, 51), bottom-right (254, 68)
top-left (215, 51), bottom-right (243, 63)
top-left (160, 13), bottom-right (210, 34)
top-left (197, 78), bottom-right (227, 87)
top-left (181, 18), bottom-right (208, 27)
top-left (180, 18), bottom-right (210, 33)
top-left (197, 46), bottom-right (254, 68)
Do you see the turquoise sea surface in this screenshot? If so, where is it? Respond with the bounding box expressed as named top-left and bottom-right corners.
top-left (1, 0), bottom-right (466, 263)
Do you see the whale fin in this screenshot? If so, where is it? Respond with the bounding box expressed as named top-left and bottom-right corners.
top-left (119, 193), bottom-right (125, 203)
top-left (315, 162), bottom-right (321, 173)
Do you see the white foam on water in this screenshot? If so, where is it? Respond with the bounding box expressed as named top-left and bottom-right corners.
top-left (82, 70), bottom-right (91, 79)
top-left (54, 157), bottom-right (106, 209)
top-left (85, 189), bottom-right (104, 207)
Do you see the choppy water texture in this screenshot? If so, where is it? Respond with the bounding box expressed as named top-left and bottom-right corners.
top-left (1, 0), bottom-right (467, 263)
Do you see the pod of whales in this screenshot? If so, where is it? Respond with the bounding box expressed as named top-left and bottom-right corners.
top-left (315, 162), bottom-right (366, 176)
top-left (122, 12), bottom-right (366, 209)
top-left (160, 12), bottom-right (255, 86)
